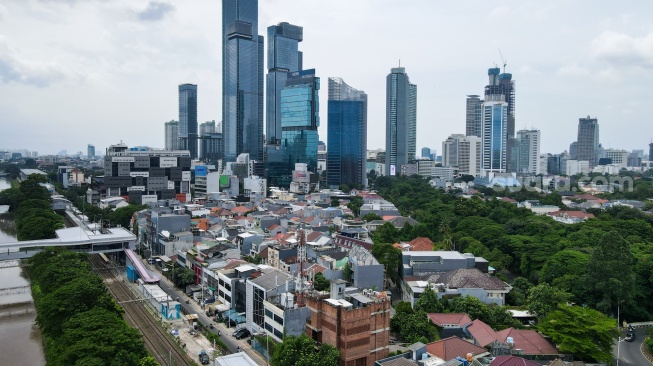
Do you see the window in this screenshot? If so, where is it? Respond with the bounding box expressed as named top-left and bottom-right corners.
top-left (265, 309), bottom-right (273, 318)
top-left (274, 314), bottom-right (284, 325)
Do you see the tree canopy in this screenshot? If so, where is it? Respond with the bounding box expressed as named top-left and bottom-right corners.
top-left (270, 334), bottom-right (339, 366)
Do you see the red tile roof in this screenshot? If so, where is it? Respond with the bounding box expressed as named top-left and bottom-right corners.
top-left (489, 356), bottom-right (540, 366)
top-left (408, 237), bottom-right (435, 251)
top-left (494, 328), bottom-right (559, 355)
top-left (427, 313), bottom-right (472, 327)
top-left (231, 206), bottom-right (251, 214)
top-left (467, 319), bottom-right (498, 347)
top-left (425, 336), bottom-right (487, 362)
top-left (547, 210), bottom-right (595, 219)
top-left (306, 231), bottom-right (323, 242)
top-left (467, 320), bottom-right (558, 355)
top-left (267, 224), bottom-right (280, 231)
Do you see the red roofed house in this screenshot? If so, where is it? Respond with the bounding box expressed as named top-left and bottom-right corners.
top-left (425, 336), bottom-right (489, 363)
top-left (427, 313), bottom-right (473, 329)
top-left (489, 356), bottom-right (540, 366)
top-left (465, 319), bottom-right (559, 356)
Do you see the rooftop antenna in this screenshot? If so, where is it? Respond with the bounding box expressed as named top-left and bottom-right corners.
top-left (498, 49), bottom-right (507, 73)
top-left (399, 59), bottom-right (401, 67)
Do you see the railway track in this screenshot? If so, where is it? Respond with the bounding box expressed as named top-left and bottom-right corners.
top-left (89, 254), bottom-right (194, 366)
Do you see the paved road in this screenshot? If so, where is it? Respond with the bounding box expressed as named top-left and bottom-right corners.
top-left (152, 265), bottom-right (268, 365)
top-left (614, 327), bottom-right (651, 366)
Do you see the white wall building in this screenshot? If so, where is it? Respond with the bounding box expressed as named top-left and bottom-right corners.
top-left (442, 134), bottom-right (482, 176)
top-left (566, 160), bottom-right (590, 176)
top-left (514, 129), bottom-right (541, 175)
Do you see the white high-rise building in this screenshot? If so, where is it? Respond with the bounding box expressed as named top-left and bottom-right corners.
top-left (442, 134), bottom-right (482, 176)
top-left (600, 148), bottom-right (629, 168)
top-left (164, 120), bottom-right (179, 150)
top-left (514, 129), bottom-right (541, 175)
top-left (481, 95), bottom-right (508, 173)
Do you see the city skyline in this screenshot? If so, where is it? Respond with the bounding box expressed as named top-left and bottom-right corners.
top-left (1, 1), bottom-right (653, 155)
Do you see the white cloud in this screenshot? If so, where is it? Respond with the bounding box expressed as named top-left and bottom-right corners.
top-left (0, 3), bottom-right (7, 21)
top-left (0, 36), bottom-right (71, 87)
top-left (591, 31), bottom-right (653, 68)
top-left (137, 1), bottom-right (174, 21)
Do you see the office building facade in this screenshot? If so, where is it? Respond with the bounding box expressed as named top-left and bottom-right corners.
top-left (178, 84), bottom-right (198, 159)
top-left (103, 143), bottom-right (191, 204)
top-left (577, 116), bottom-right (599, 168)
top-left (513, 129), bottom-right (541, 175)
top-left (165, 120), bottom-right (179, 151)
top-left (280, 69), bottom-right (320, 172)
top-left (442, 134), bottom-right (482, 176)
top-left (466, 95), bottom-right (483, 137)
top-left (326, 77), bottom-right (368, 189)
top-left (266, 22), bottom-right (303, 145)
top-left (481, 95), bottom-right (508, 172)
top-left (385, 67), bottom-right (416, 175)
top-left (222, 0), bottom-right (264, 162)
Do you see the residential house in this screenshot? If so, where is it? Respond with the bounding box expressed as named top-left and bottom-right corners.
top-left (425, 336), bottom-right (489, 364)
top-left (465, 319), bottom-right (559, 357)
top-left (426, 313), bottom-right (472, 338)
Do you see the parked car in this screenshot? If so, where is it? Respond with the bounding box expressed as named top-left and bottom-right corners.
top-left (235, 328), bottom-right (250, 340)
top-left (625, 333), bottom-right (635, 342)
top-left (627, 325), bottom-right (635, 332)
top-left (198, 350), bottom-right (210, 365)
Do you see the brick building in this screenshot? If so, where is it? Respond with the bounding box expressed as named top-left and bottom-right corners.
top-left (305, 281), bottom-right (390, 366)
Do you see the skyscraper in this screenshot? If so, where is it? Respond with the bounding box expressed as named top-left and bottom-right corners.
top-left (280, 69), bottom-right (320, 172)
top-left (481, 95), bottom-right (508, 172)
top-left (327, 77), bottom-right (367, 189)
top-left (222, 0), bottom-right (264, 162)
top-left (199, 120), bottom-right (216, 136)
top-left (178, 84), bottom-right (198, 158)
top-left (385, 67), bottom-right (416, 175)
top-left (649, 143), bottom-right (653, 162)
top-left (87, 144), bottom-right (95, 159)
top-left (513, 129), bottom-right (541, 174)
top-left (165, 120), bottom-right (179, 150)
top-left (577, 116), bottom-right (599, 168)
top-left (266, 22), bottom-right (303, 145)
top-left (484, 67), bottom-right (515, 168)
top-left (465, 95), bottom-right (483, 137)
top-left (199, 120), bottom-right (222, 161)
top-left (421, 147), bottom-right (431, 160)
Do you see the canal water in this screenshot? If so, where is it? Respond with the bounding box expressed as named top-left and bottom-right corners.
top-left (0, 178), bottom-right (46, 365)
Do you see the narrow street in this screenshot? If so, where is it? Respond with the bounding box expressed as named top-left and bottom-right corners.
top-left (614, 327), bottom-right (652, 366)
top-left (147, 262), bottom-right (269, 365)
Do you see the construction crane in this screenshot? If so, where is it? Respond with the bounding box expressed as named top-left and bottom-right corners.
top-left (499, 49), bottom-right (507, 73)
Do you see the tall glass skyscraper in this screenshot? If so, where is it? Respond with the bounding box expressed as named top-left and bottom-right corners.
top-left (281, 69), bottom-right (320, 172)
top-left (266, 22), bottom-right (303, 145)
top-left (385, 67), bottom-right (416, 175)
top-left (327, 77), bottom-right (367, 189)
top-left (484, 67), bottom-right (515, 169)
top-left (178, 84), bottom-right (197, 158)
top-left (481, 95), bottom-right (508, 172)
top-left (222, 0), bottom-right (264, 162)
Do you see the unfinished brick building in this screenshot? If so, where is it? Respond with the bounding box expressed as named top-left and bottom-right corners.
top-left (305, 281), bottom-right (390, 366)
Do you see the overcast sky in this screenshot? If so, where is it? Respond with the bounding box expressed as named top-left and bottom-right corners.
top-left (1, 0), bottom-right (653, 156)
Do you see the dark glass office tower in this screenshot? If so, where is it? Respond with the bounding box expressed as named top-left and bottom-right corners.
top-left (266, 22), bottom-right (303, 145)
top-left (577, 116), bottom-right (599, 168)
top-left (280, 69), bottom-right (320, 172)
top-left (178, 84), bottom-right (198, 159)
top-left (222, 0), bottom-right (264, 162)
top-left (385, 67), bottom-right (416, 175)
top-left (327, 77), bottom-right (367, 189)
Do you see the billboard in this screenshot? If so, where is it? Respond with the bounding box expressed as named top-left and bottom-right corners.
top-left (219, 175), bottom-right (231, 188)
top-left (195, 165), bottom-right (207, 177)
top-left (390, 165), bottom-right (396, 176)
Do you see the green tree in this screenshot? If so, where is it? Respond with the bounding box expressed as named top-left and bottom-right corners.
top-left (370, 242), bottom-right (401, 282)
top-left (313, 272), bottom-right (330, 291)
top-left (270, 334), bottom-right (339, 366)
top-left (330, 198), bottom-right (340, 207)
top-left (347, 196), bottom-right (364, 217)
top-left (373, 222), bottom-right (399, 244)
top-left (526, 283), bottom-right (572, 319)
top-left (390, 309), bottom-right (438, 344)
top-left (362, 213), bottom-right (382, 222)
top-left (139, 356), bottom-right (160, 366)
top-left (537, 304), bottom-right (618, 363)
top-left (47, 307), bottom-right (147, 366)
top-left (414, 285), bottom-right (444, 313)
top-left (584, 231), bottom-right (636, 314)
top-left (109, 204), bottom-right (147, 229)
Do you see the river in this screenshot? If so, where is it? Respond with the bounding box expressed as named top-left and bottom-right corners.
top-left (0, 178), bottom-right (46, 365)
